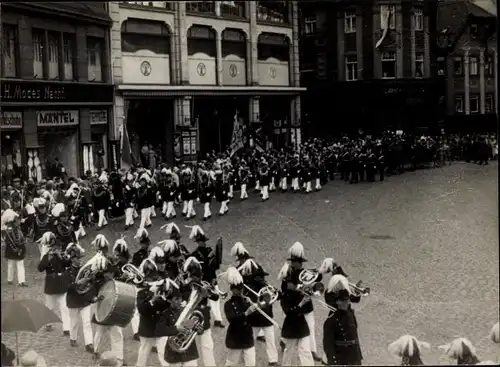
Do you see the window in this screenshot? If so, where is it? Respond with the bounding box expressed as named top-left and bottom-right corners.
top-left (470, 95), bottom-right (479, 113)
top-left (257, 1), bottom-right (289, 24)
top-left (345, 55), bottom-right (358, 81)
top-left (48, 32), bottom-right (60, 79)
top-left (63, 33), bottom-right (75, 80)
top-left (304, 16), bottom-right (317, 35)
top-left (345, 11), bottom-right (356, 33)
top-left (32, 29), bottom-right (45, 79)
top-left (220, 1), bottom-right (245, 18)
top-left (453, 57), bottom-right (463, 75)
top-left (380, 5), bottom-right (395, 30)
top-left (316, 53), bottom-right (326, 78)
top-left (381, 51), bottom-right (396, 78)
top-left (470, 24), bottom-right (478, 38)
top-left (2, 24), bottom-right (17, 77)
top-left (437, 57), bottom-right (445, 76)
top-left (486, 56), bottom-right (494, 76)
top-left (455, 96), bottom-right (463, 113)
top-left (413, 7), bottom-right (423, 31)
top-left (87, 37), bottom-right (104, 82)
top-left (415, 52), bottom-right (424, 78)
top-left (469, 56), bottom-right (478, 75)
top-left (485, 94), bottom-right (493, 112)
top-left (186, 1), bottom-right (215, 14)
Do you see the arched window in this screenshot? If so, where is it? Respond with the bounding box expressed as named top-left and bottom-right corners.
top-left (121, 19), bottom-right (171, 54)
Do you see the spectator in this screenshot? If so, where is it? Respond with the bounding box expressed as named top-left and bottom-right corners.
top-left (1, 343), bottom-right (16, 366)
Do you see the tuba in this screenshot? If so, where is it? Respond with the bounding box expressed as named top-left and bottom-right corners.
top-left (74, 262), bottom-right (97, 294)
top-left (121, 264), bottom-right (145, 285)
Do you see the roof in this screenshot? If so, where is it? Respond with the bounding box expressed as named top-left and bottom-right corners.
top-left (438, 0), bottom-right (495, 33)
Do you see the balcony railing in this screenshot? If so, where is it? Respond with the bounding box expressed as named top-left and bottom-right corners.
top-left (186, 1), bottom-right (215, 15)
top-left (257, 1), bottom-right (289, 24)
top-left (220, 1), bottom-right (245, 18)
top-left (121, 1), bottom-right (175, 11)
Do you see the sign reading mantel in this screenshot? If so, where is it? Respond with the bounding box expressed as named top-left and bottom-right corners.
top-left (37, 110), bottom-right (79, 127)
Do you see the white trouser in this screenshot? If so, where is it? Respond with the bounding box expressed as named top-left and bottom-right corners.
top-left (150, 205), bottom-right (156, 217)
top-left (304, 311), bottom-right (317, 353)
top-left (97, 209), bottom-right (108, 227)
top-left (131, 307), bottom-right (139, 334)
top-left (292, 178), bottom-right (300, 191)
top-left (254, 181), bottom-right (260, 190)
top-left (75, 223), bottom-right (86, 240)
top-left (253, 326), bottom-right (278, 363)
top-left (186, 200), bottom-right (196, 218)
top-left (261, 186), bottom-right (269, 200)
top-left (209, 298), bottom-right (222, 322)
top-left (45, 293), bottom-right (71, 331)
top-left (315, 178), bottom-right (321, 190)
top-left (136, 336), bottom-right (169, 367)
top-left (162, 201), bottom-right (168, 215)
top-left (182, 201), bottom-right (188, 214)
top-left (7, 259), bottom-right (25, 284)
top-left (269, 177), bottom-right (276, 191)
top-left (282, 336), bottom-right (314, 366)
top-left (133, 209), bottom-right (139, 218)
top-left (169, 360), bottom-right (198, 367)
top-left (305, 181), bottom-right (312, 193)
top-left (219, 200), bottom-right (229, 215)
top-left (197, 329), bottom-right (216, 367)
top-left (280, 177), bottom-right (288, 191)
top-left (125, 207), bottom-right (134, 226)
top-left (94, 324), bottom-right (124, 360)
top-left (225, 347), bottom-right (256, 366)
top-left (240, 184), bottom-right (248, 199)
top-left (228, 185), bottom-right (234, 198)
top-left (203, 203), bottom-right (211, 218)
top-left (166, 201), bottom-right (176, 218)
top-left (139, 208), bottom-right (152, 228)
top-left (68, 305), bottom-right (93, 345)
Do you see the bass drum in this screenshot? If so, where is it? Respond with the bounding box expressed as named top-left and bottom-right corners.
top-left (95, 280), bottom-right (137, 327)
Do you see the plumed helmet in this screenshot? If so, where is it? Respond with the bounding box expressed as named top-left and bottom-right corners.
top-left (51, 203), bottom-right (66, 218)
top-left (1, 209), bottom-right (19, 226)
top-left (287, 241), bottom-right (307, 262)
top-left (183, 256), bottom-right (202, 277)
top-left (160, 222), bottom-right (181, 241)
top-left (188, 225), bottom-right (208, 242)
top-left (91, 234), bottom-right (110, 251)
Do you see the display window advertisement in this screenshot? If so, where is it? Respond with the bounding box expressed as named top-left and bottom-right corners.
top-left (0, 111), bottom-right (24, 185)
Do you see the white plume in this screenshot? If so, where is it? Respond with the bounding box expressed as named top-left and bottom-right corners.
top-left (113, 238), bottom-right (128, 253)
top-left (318, 258), bottom-right (336, 274)
top-left (438, 338), bottom-right (477, 359)
top-left (126, 173), bottom-right (134, 181)
top-left (227, 266), bottom-right (244, 286)
top-left (1, 209), bottom-right (18, 226)
top-left (135, 227), bottom-right (149, 239)
top-left (230, 242), bottom-right (248, 257)
top-left (99, 171), bottom-right (108, 183)
top-left (183, 256), bottom-right (201, 273)
top-left (41, 190), bottom-right (52, 201)
top-left (37, 231), bottom-right (55, 247)
top-left (388, 335), bottom-right (430, 358)
top-left (277, 262), bottom-right (290, 281)
top-left (189, 225), bottom-right (204, 240)
top-left (91, 234), bottom-right (109, 249)
top-left (139, 258), bottom-right (157, 274)
top-left (164, 278), bottom-right (179, 291)
top-left (80, 253), bottom-right (107, 275)
top-left (139, 173), bottom-right (150, 182)
top-left (161, 168), bottom-right (168, 174)
top-left (327, 274), bottom-right (351, 293)
top-left (33, 197), bottom-right (46, 208)
top-left (490, 322), bottom-right (499, 343)
top-left (238, 258), bottom-right (258, 276)
top-left (149, 246), bottom-right (165, 260)
top-left (159, 239), bottom-right (177, 254)
top-left (288, 241), bottom-right (305, 258)
top-left (161, 222), bottom-right (180, 236)
top-left (51, 203), bottom-right (66, 218)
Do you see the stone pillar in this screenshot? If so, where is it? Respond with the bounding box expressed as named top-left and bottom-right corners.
top-left (289, 1), bottom-right (300, 87)
top-left (76, 27), bottom-right (88, 82)
top-left (216, 31), bottom-right (223, 85)
top-left (356, 7), bottom-right (363, 79)
top-left (215, 1), bottom-right (221, 16)
top-left (396, 4), bottom-right (403, 78)
top-left (177, 1), bottom-right (189, 84)
top-left (248, 1), bottom-right (259, 85)
top-left (479, 48), bottom-right (486, 114)
top-left (109, 1), bottom-right (123, 85)
top-left (495, 51), bottom-right (498, 114)
top-left (248, 96), bottom-right (260, 148)
top-left (113, 95), bottom-right (126, 139)
top-left (464, 49), bottom-right (470, 115)
top-left (423, 10), bottom-right (430, 77)
top-left (18, 16), bottom-right (34, 79)
top-left (79, 109), bottom-right (91, 144)
top-left (23, 109), bottom-right (38, 149)
top-left (337, 10), bottom-right (345, 81)
top-left (290, 95), bottom-right (301, 149)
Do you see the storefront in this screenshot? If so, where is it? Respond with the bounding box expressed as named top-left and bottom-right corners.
top-left (0, 111), bottom-right (24, 185)
top-left (0, 79), bottom-right (114, 181)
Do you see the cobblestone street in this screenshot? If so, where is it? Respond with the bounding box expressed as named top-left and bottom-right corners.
top-left (2, 162), bottom-right (499, 366)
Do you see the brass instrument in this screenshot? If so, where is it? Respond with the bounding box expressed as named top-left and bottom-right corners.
top-left (242, 295), bottom-right (281, 329)
top-left (297, 269), bottom-right (336, 312)
top-left (193, 280), bottom-right (227, 300)
top-left (243, 284), bottom-right (280, 308)
top-left (121, 264), bottom-right (145, 285)
top-left (74, 262), bottom-right (97, 294)
top-left (349, 281), bottom-right (370, 296)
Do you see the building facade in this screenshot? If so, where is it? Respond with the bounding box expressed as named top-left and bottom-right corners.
top-left (110, 1), bottom-right (303, 165)
top-left (299, 0), bottom-right (445, 135)
top-left (437, 0), bottom-right (497, 132)
top-left (0, 2), bottom-right (114, 182)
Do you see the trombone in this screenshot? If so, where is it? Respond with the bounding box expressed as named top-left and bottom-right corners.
top-left (243, 284), bottom-right (280, 307)
top-left (297, 269), bottom-right (337, 312)
top-left (349, 281), bottom-right (370, 296)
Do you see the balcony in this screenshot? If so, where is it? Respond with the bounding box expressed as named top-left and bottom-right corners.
top-left (186, 1), bottom-right (215, 15)
top-left (121, 1), bottom-right (175, 11)
top-left (220, 1), bottom-right (245, 19)
top-left (257, 1), bottom-right (289, 25)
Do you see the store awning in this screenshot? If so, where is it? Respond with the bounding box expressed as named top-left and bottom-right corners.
top-left (117, 85), bottom-right (306, 98)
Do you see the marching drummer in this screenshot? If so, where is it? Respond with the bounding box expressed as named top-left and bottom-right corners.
top-left (111, 238), bottom-right (131, 280)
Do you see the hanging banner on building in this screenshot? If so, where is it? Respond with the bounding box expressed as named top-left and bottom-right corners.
top-left (37, 110), bottom-right (79, 127)
top-left (0, 111), bottom-right (23, 129)
top-left (90, 110), bottom-right (108, 125)
top-left (230, 110), bottom-right (245, 157)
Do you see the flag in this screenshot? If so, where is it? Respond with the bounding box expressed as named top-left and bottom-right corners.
top-left (119, 123), bottom-right (133, 170)
top-left (376, 6), bottom-right (393, 49)
top-left (229, 111), bottom-right (245, 157)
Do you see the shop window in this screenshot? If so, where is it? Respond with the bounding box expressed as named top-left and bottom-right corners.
top-left (345, 55), bottom-right (358, 81)
top-left (470, 95), bottom-right (479, 113)
top-left (87, 37), bottom-right (104, 82)
top-left (454, 57), bottom-right (463, 75)
top-left (415, 52), bottom-right (424, 78)
top-left (2, 24), bottom-right (18, 78)
top-left (257, 0), bottom-right (289, 24)
top-left (381, 51), bottom-right (396, 78)
top-left (1, 133), bottom-right (23, 184)
top-left (469, 56), bottom-right (478, 76)
top-left (455, 95), bottom-right (463, 113)
top-left (304, 16), bottom-right (317, 35)
top-left (344, 11), bottom-right (356, 34)
top-left (186, 1), bottom-right (215, 15)
top-left (63, 33), bottom-right (75, 80)
top-left (413, 7), bottom-right (423, 31)
top-left (32, 29), bottom-right (45, 79)
top-left (485, 94), bottom-right (493, 113)
top-left (48, 32), bottom-right (60, 79)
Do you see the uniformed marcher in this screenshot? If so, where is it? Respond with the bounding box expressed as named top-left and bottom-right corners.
top-left (323, 274), bottom-right (363, 365)
top-left (224, 267), bottom-right (256, 366)
top-left (199, 171), bottom-right (213, 220)
top-left (388, 335), bottom-right (430, 365)
top-left (37, 231), bottom-right (71, 335)
top-left (230, 241), bottom-right (251, 267)
top-left (490, 322), bottom-right (499, 344)
top-left (51, 203), bottom-right (77, 251)
top-left (1, 209), bottom-right (27, 286)
top-left (438, 338), bottom-right (481, 365)
top-left (93, 172), bottom-right (111, 229)
top-left (123, 173), bottom-right (137, 229)
top-left (238, 161), bottom-right (249, 200)
top-left (136, 172), bottom-right (153, 229)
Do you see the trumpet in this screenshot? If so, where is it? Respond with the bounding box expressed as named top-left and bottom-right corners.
top-left (349, 281), bottom-right (370, 296)
top-left (243, 295), bottom-right (281, 330)
top-left (243, 284), bottom-right (280, 307)
top-left (121, 264), bottom-right (145, 284)
top-left (192, 280), bottom-right (228, 300)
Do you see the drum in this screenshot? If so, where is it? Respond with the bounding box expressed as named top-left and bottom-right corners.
top-left (95, 280), bottom-right (137, 327)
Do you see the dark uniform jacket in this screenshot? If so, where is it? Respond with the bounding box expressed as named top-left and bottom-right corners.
top-left (52, 221), bottom-right (76, 251)
top-left (93, 185), bottom-right (110, 211)
top-left (131, 248), bottom-right (149, 268)
top-left (189, 246), bottom-right (217, 283)
top-left (66, 273), bottom-right (96, 310)
top-left (123, 184), bottom-right (136, 208)
top-left (244, 280), bottom-right (274, 328)
top-left (33, 214), bottom-right (52, 242)
top-left (224, 295), bottom-right (254, 350)
top-left (279, 289), bottom-right (310, 339)
top-left (199, 182), bottom-right (213, 204)
top-left (136, 288), bottom-right (175, 337)
top-left (135, 186), bottom-right (153, 210)
top-left (3, 227), bottom-right (26, 261)
top-left (38, 253), bottom-right (71, 294)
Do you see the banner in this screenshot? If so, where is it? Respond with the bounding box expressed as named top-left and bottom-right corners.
top-left (229, 111), bottom-right (245, 157)
top-left (376, 7), bottom-right (392, 49)
top-left (119, 100), bottom-right (133, 170)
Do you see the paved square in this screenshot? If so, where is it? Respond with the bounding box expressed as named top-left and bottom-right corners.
top-left (2, 162), bottom-right (498, 366)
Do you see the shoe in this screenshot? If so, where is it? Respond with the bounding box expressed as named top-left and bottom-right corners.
top-left (151, 347), bottom-right (157, 353)
top-left (280, 340), bottom-right (286, 352)
top-left (85, 344), bottom-right (94, 353)
top-left (70, 340), bottom-right (77, 347)
top-left (256, 336), bottom-right (266, 342)
top-left (45, 325), bottom-right (53, 332)
top-left (268, 363), bottom-right (278, 366)
top-left (63, 330), bottom-right (70, 337)
top-left (18, 283), bottom-right (28, 287)
top-left (133, 333), bottom-right (140, 341)
top-left (93, 352), bottom-right (100, 360)
top-left (214, 321), bottom-right (225, 328)
top-left (312, 352), bottom-right (322, 361)
top-left (7, 281), bottom-right (13, 285)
